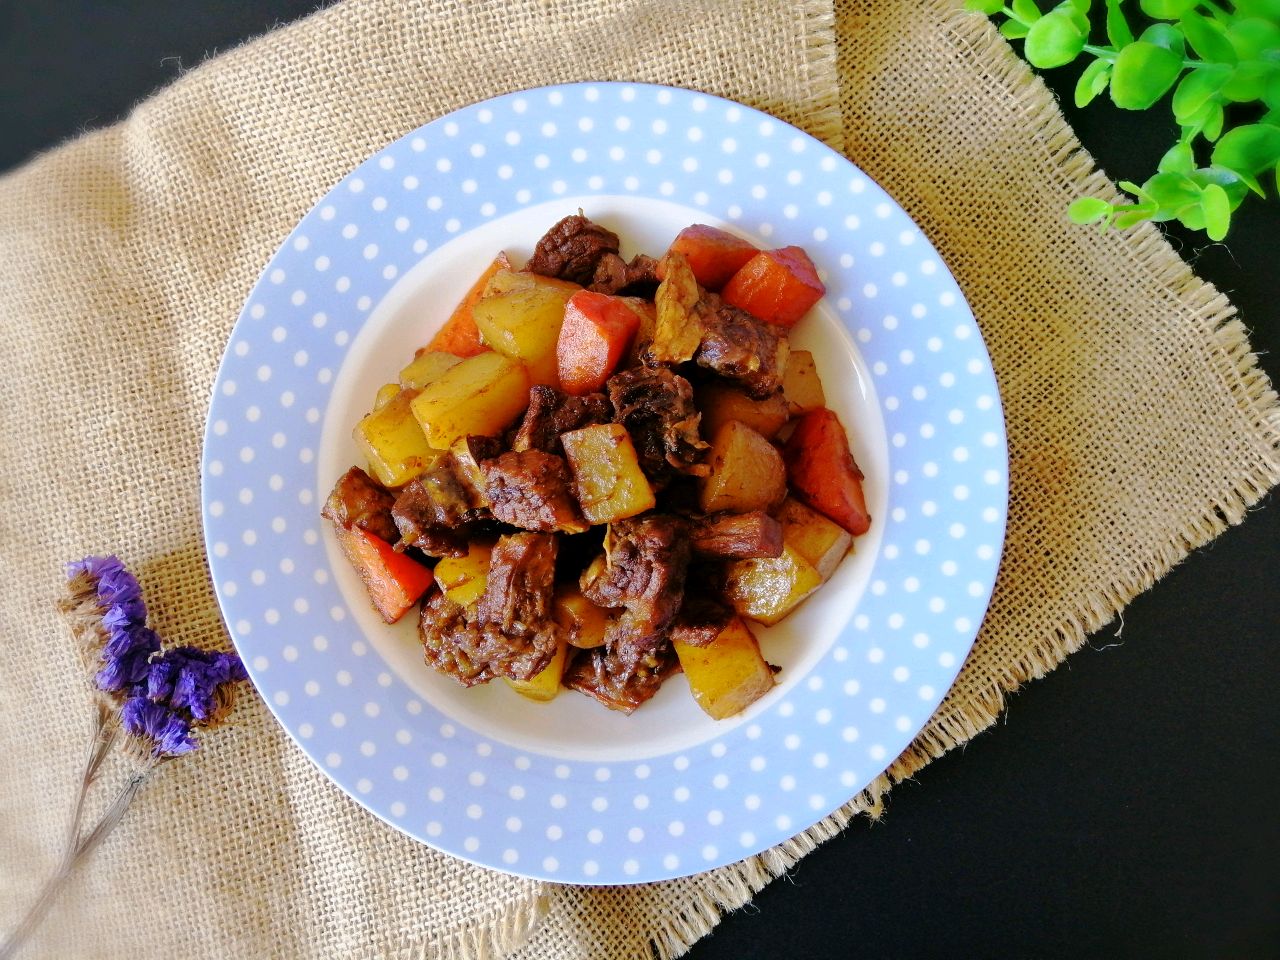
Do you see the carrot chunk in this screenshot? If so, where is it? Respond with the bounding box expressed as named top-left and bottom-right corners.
top-left (781, 408), bottom-right (871, 536)
top-left (332, 523), bottom-right (435, 624)
top-left (556, 290), bottom-right (642, 395)
top-left (721, 246), bottom-right (825, 328)
top-left (426, 253), bottom-right (509, 357)
top-left (668, 224), bottom-right (759, 290)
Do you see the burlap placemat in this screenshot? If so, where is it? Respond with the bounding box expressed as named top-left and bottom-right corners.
top-left (1, 0), bottom-right (1277, 959)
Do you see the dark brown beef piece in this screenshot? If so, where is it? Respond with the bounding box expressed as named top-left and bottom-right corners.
top-left (419, 579), bottom-right (560, 686)
top-left (563, 640), bottom-right (678, 714)
top-left (669, 589), bottom-right (735, 647)
top-left (321, 466), bottom-right (399, 543)
top-left (695, 294), bottom-right (790, 398)
top-left (589, 252), bottom-right (660, 297)
top-left (391, 459), bottom-right (483, 557)
top-left (606, 366), bottom-right (709, 484)
top-left (580, 514), bottom-right (691, 650)
top-left (481, 450), bottom-right (588, 533)
top-left (525, 214), bottom-right (620, 286)
top-left (689, 511), bottom-right (785, 559)
top-left (473, 532), bottom-right (561, 680)
top-left (511, 385), bottom-right (611, 455)
top-left (418, 590), bottom-right (496, 687)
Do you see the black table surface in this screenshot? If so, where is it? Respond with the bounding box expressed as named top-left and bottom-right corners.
top-left (4, 4), bottom-right (1277, 957)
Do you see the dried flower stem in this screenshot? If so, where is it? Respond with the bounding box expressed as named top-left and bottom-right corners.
top-left (0, 760), bottom-right (155, 960)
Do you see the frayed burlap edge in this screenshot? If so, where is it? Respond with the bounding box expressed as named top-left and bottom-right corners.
top-left (601, 6), bottom-right (1280, 960)
top-left (363, 893), bottom-right (551, 960)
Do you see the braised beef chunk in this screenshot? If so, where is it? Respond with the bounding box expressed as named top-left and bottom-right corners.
top-left (391, 460), bottom-right (483, 557)
top-left (589, 252), bottom-right (660, 297)
top-left (481, 450), bottom-right (589, 533)
top-left (563, 640), bottom-right (678, 713)
top-left (607, 366), bottom-right (709, 484)
top-left (690, 511), bottom-right (785, 559)
top-left (511, 385), bottom-right (611, 454)
top-left (670, 590), bottom-right (735, 647)
top-left (580, 514), bottom-right (691, 650)
top-left (695, 295), bottom-right (790, 397)
top-left (419, 591), bottom-right (496, 687)
top-left (525, 214), bottom-right (620, 286)
top-left (321, 466), bottom-right (400, 543)
top-left (473, 532), bottom-right (561, 680)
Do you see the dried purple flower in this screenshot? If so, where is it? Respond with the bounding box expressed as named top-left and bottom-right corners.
top-left (145, 646), bottom-right (247, 722)
top-left (121, 696), bottom-right (198, 757)
top-left (94, 626), bottom-right (161, 694)
top-left (66, 556), bottom-right (146, 626)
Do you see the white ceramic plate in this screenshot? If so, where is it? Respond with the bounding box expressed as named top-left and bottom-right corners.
top-left (202, 82), bottom-right (1008, 884)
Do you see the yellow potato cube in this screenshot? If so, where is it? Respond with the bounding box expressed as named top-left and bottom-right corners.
top-left (553, 583), bottom-right (610, 649)
top-left (697, 382), bottom-right (791, 440)
top-left (372, 382), bottom-right (401, 412)
top-left (504, 635), bottom-right (569, 702)
top-left (674, 617), bottom-right (775, 720)
top-left (775, 497), bottom-right (853, 580)
top-left (723, 544), bottom-right (824, 626)
top-left (560, 423), bottom-right (657, 524)
top-left (433, 540), bottom-right (493, 608)
top-left (782, 350), bottom-right (826, 415)
top-left (399, 350), bottom-right (463, 390)
top-left (698, 420), bottom-right (787, 514)
top-left (473, 273), bottom-right (579, 386)
top-left (353, 387), bottom-right (441, 487)
top-left (409, 351), bottom-right (530, 450)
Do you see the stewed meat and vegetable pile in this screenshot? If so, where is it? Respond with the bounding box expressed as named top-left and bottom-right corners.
top-left (322, 214), bottom-right (872, 719)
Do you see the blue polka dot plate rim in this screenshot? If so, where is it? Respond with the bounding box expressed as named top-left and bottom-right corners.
top-left (201, 82), bottom-right (1008, 885)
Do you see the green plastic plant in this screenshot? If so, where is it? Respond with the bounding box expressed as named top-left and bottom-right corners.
top-left (966, 0), bottom-right (1280, 240)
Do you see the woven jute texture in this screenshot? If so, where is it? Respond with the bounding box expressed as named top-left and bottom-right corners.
top-left (1, 0), bottom-right (1277, 957)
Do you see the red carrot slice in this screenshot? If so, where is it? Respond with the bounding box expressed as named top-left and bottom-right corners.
top-left (781, 408), bottom-right (871, 536)
top-left (333, 523), bottom-right (435, 624)
top-left (721, 246), bottom-right (825, 328)
top-left (668, 224), bottom-right (759, 290)
top-left (556, 290), bottom-right (642, 395)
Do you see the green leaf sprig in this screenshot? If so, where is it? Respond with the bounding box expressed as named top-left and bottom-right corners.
top-left (966, 0), bottom-right (1280, 240)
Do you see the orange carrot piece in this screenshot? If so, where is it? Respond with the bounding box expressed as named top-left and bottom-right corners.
top-left (333, 523), bottom-right (435, 624)
top-left (721, 246), bottom-right (825, 328)
top-left (668, 224), bottom-right (759, 290)
top-left (781, 408), bottom-right (871, 536)
top-left (426, 253), bottom-right (510, 357)
top-left (556, 290), bottom-right (642, 395)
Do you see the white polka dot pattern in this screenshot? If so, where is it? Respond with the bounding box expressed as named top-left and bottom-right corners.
top-left (202, 83), bottom-right (1007, 886)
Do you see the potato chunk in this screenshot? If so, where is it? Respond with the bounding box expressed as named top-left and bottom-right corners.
top-left (560, 423), bottom-right (656, 524)
top-left (472, 270), bottom-right (580, 386)
top-left (354, 387), bottom-right (441, 487)
top-left (433, 540), bottom-right (493, 608)
top-left (697, 381), bottom-right (791, 440)
top-left (782, 350), bottom-right (825, 415)
top-left (775, 497), bottom-right (853, 580)
top-left (673, 616), bottom-right (775, 719)
top-left (723, 544), bottom-right (824, 625)
top-left (553, 583), bottom-right (610, 649)
top-left (409, 351), bottom-right (530, 450)
top-left (399, 350), bottom-right (463, 390)
top-left (698, 420), bottom-right (787, 514)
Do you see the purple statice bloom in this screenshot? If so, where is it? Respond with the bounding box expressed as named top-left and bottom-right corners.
top-left (95, 624), bottom-right (162, 693)
top-left (121, 696), bottom-right (198, 757)
top-left (146, 647), bottom-right (248, 722)
top-left (67, 555), bottom-right (146, 626)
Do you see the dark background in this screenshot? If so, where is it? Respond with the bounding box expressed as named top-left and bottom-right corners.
top-left (3, 4), bottom-right (1277, 957)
